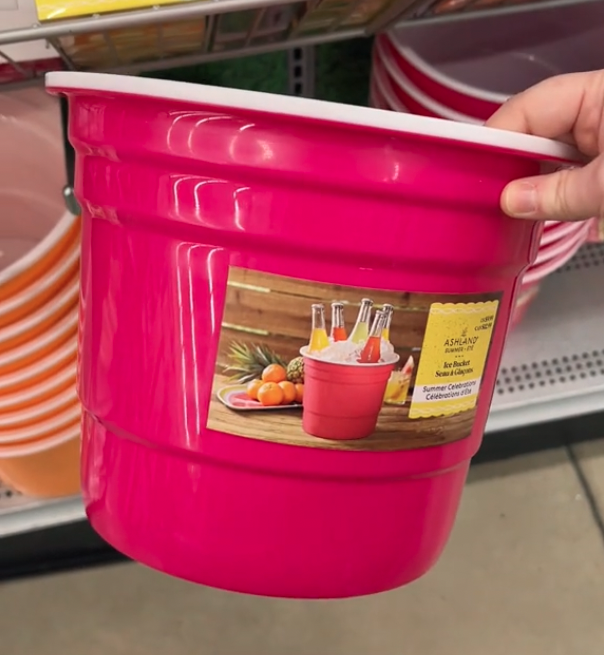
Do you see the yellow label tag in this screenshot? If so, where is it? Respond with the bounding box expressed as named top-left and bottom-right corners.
top-left (409, 301), bottom-right (499, 419)
top-left (37, 0), bottom-right (190, 21)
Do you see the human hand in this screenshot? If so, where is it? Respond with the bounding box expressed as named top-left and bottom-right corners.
top-left (486, 71), bottom-right (604, 222)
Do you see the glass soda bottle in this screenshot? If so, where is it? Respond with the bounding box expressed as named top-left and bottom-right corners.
top-left (330, 302), bottom-right (347, 342)
top-left (309, 303), bottom-right (330, 353)
top-left (381, 304), bottom-right (394, 342)
top-left (349, 298), bottom-right (373, 344)
top-left (358, 310), bottom-right (387, 364)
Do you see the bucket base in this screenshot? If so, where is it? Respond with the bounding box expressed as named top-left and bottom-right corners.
top-left (82, 414), bottom-right (470, 599)
top-left (87, 515), bottom-right (432, 599)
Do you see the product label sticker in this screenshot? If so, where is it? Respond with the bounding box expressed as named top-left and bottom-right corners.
top-left (409, 301), bottom-right (499, 419)
top-left (206, 268), bottom-right (502, 452)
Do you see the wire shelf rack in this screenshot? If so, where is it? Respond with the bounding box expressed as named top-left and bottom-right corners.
top-left (396, 0), bottom-right (588, 21)
top-left (2, 0), bottom-right (586, 88)
top-left (0, 0), bottom-right (414, 88)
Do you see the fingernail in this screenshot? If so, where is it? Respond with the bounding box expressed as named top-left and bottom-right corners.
top-left (503, 181), bottom-right (538, 217)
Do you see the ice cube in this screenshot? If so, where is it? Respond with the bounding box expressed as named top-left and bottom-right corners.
top-left (314, 340), bottom-right (361, 363)
top-left (380, 338), bottom-right (396, 362)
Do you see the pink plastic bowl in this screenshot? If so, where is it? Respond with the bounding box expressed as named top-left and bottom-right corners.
top-left (372, 54), bottom-right (429, 118)
top-left (522, 227), bottom-right (587, 285)
top-left (48, 71), bottom-right (576, 599)
top-left (375, 36), bottom-right (479, 124)
top-left (373, 39), bottom-right (583, 281)
top-left (532, 221), bottom-right (589, 266)
top-left (540, 220), bottom-right (586, 247)
top-left (385, 3), bottom-right (604, 121)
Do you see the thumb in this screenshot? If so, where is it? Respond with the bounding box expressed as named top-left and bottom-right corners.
top-left (501, 158), bottom-right (604, 222)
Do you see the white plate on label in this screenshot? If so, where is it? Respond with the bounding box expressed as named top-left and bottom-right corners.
top-left (216, 384), bottom-right (302, 412)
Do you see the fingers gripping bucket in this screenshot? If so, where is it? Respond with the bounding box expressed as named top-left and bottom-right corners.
top-left (48, 72), bottom-right (577, 599)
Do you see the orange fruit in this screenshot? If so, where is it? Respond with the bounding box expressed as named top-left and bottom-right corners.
top-left (262, 364), bottom-right (287, 384)
top-left (257, 382), bottom-right (284, 406)
top-left (246, 379), bottom-right (263, 401)
top-left (294, 383), bottom-right (304, 403)
top-left (278, 380), bottom-right (296, 405)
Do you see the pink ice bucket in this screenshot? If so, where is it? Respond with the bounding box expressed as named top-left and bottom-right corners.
top-left (47, 71), bottom-right (576, 599)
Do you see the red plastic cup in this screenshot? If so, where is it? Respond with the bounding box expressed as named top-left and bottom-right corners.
top-left (301, 347), bottom-right (399, 441)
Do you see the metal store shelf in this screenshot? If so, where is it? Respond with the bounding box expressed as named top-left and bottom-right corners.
top-left (2, 243), bottom-right (604, 538)
top-left (0, 486), bottom-right (83, 538)
top-left (0, 0), bottom-right (399, 87)
top-left (1, 0), bottom-right (598, 87)
top-left (487, 243), bottom-right (604, 432)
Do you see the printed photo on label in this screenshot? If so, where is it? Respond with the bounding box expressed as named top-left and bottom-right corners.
top-left (206, 268), bottom-right (502, 452)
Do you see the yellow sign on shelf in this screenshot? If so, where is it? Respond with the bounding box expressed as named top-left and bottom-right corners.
top-left (36, 0), bottom-right (197, 22)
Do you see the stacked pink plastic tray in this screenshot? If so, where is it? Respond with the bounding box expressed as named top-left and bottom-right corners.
top-left (370, 4), bottom-right (604, 325)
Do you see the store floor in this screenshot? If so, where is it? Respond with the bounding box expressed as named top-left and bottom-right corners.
top-left (1, 439), bottom-right (604, 655)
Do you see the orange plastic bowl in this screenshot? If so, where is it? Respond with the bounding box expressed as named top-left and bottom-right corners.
top-left (0, 403), bottom-right (80, 446)
top-left (0, 275), bottom-right (79, 352)
top-left (0, 360), bottom-right (76, 412)
top-left (0, 427), bottom-right (80, 498)
top-left (0, 385), bottom-right (78, 430)
top-left (0, 337), bottom-right (77, 395)
top-left (0, 212), bottom-right (79, 299)
top-left (0, 234), bottom-right (79, 328)
top-left (0, 311), bottom-right (78, 375)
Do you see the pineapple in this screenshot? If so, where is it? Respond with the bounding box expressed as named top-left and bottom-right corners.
top-left (224, 341), bottom-right (287, 383)
top-left (286, 356), bottom-right (304, 384)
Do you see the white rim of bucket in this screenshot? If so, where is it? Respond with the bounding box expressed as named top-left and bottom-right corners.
top-left (387, 34), bottom-right (508, 106)
top-left (46, 71), bottom-right (579, 163)
top-left (0, 403), bottom-right (80, 445)
top-left (0, 426), bottom-right (79, 457)
top-left (375, 38), bottom-right (481, 125)
top-left (0, 240), bottom-right (79, 321)
top-left (0, 211), bottom-right (78, 288)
